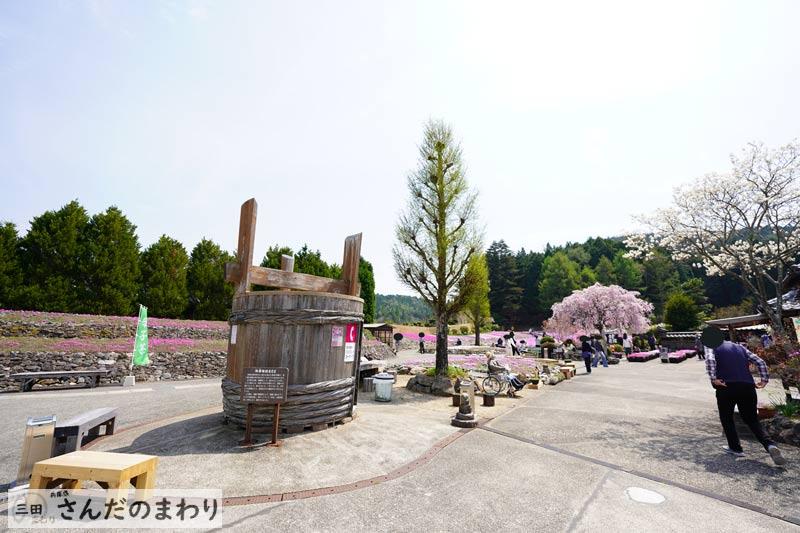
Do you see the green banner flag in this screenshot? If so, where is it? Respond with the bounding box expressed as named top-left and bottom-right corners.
top-left (132, 305), bottom-right (149, 366)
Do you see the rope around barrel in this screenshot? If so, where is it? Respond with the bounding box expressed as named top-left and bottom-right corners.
top-left (228, 308), bottom-right (364, 326)
top-left (222, 377), bottom-right (355, 429)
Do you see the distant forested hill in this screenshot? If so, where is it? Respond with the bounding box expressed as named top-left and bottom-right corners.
top-left (375, 294), bottom-right (433, 324)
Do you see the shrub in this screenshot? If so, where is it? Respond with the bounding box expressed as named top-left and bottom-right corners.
top-left (610, 343), bottom-right (623, 353)
top-left (776, 353), bottom-right (800, 387)
top-left (770, 392), bottom-right (800, 418)
top-left (541, 335), bottom-right (555, 344)
top-left (459, 326), bottom-right (469, 335)
top-left (425, 365), bottom-right (469, 380)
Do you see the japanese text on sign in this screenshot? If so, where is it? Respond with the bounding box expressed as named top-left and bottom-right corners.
top-left (9, 489), bottom-right (222, 529)
top-left (240, 367), bottom-right (288, 404)
top-left (344, 323), bottom-right (358, 362)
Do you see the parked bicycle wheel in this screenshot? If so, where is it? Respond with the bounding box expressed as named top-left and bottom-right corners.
top-left (482, 376), bottom-right (502, 396)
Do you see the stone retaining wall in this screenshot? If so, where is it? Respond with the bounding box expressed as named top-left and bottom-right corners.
top-left (0, 321), bottom-right (228, 340)
top-left (0, 351), bottom-right (226, 392)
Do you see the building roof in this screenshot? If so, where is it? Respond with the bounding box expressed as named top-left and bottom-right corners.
top-left (706, 314), bottom-right (769, 328)
top-left (363, 323), bottom-right (392, 329)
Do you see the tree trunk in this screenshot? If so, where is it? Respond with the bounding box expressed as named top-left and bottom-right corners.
top-left (435, 312), bottom-right (449, 376)
top-left (474, 326), bottom-right (480, 346)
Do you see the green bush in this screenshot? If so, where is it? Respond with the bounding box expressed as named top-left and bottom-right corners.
top-left (425, 365), bottom-right (469, 380)
top-left (541, 335), bottom-right (555, 344)
top-left (610, 343), bottom-right (623, 353)
top-left (770, 394), bottom-right (800, 418)
top-left (459, 325), bottom-right (469, 335)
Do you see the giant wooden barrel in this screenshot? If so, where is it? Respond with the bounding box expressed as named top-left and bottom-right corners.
top-left (221, 291), bottom-right (363, 430)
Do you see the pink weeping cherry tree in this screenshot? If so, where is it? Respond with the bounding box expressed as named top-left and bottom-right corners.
top-left (545, 283), bottom-right (654, 340)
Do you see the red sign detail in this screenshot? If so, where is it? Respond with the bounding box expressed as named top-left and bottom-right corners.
top-left (346, 323), bottom-right (358, 343)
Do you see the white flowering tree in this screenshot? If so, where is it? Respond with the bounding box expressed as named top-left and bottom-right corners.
top-left (628, 141), bottom-right (800, 336)
top-left (545, 283), bottom-right (653, 339)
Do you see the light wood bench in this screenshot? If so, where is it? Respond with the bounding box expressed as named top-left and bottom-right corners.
top-left (53, 408), bottom-right (118, 455)
top-left (11, 369), bottom-right (110, 392)
top-left (30, 451), bottom-right (158, 501)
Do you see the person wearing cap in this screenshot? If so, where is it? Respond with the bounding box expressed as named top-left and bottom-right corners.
top-left (701, 327), bottom-right (786, 465)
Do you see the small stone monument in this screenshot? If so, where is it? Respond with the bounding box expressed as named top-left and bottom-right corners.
top-left (451, 379), bottom-right (478, 428)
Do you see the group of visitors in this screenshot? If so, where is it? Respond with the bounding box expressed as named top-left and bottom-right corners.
top-left (579, 336), bottom-right (609, 373)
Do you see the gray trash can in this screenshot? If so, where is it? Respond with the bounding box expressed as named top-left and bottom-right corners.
top-left (17, 415), bottom-right (56, 485)
top-left (373, 372), bottom-right (394, 402)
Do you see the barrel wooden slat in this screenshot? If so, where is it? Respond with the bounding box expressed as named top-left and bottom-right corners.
top-left (223, 290), bottom-right (363, 430)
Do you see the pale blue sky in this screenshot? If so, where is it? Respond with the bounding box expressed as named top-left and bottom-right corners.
top-left (2, 1), bottom-right (799, 295)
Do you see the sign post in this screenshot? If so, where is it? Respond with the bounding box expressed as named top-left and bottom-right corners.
top-left (239, 367), bottom-right (288, 448)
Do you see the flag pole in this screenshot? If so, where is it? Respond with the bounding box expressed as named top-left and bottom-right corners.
top-left (124, 304), bottom-right (148, 387)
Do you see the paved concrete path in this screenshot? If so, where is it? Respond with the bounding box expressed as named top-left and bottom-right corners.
top-left (219, 358), bottom-right (799, 531)
top-left (2, 358), bottom-right (799, 531)
top-left (0, 379), bottom-right (223, 484)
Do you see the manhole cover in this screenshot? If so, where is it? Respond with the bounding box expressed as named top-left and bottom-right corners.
top-left (625, 487), bottom-right (665, 504)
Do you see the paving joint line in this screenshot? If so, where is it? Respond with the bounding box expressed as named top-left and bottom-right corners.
top-left (222, 428), bottom-right (473, 506)
top-left (478, 425), bottom-right (800, 527)
top-left (565, 469), bottom-right (612, 533)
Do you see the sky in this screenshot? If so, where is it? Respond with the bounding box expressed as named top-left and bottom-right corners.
top-left (1, 1), bottom-right (800, 296)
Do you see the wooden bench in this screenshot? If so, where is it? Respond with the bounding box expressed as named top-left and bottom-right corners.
top-left (53, 408), bottom-right (118, 456)
top-left (30, 450), bottom-right (158, 501)
top-left (11, 369), bottom-right (110, 392)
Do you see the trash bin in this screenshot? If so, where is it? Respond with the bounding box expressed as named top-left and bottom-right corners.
top-left (17, 415), bottom-right (56, 485)
top-left (373, 372), bottom-right (394, 402)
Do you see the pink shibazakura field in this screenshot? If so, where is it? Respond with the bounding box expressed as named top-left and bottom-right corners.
top-left (0, 336), bottom-right (227, 353)
top-left (393, 327), bottom-right (557, 346)
top-left (402, 354), bottom-right (540, 375)
top-left (0, 309), bottom-right (228, 331)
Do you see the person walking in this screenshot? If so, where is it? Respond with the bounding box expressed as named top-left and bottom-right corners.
top-left (694, 334), bottom-right (705, 360)
top-left (622, 333), bottom-right (633, 358)
top-left (580, 337), bottom-right (593, 374)
top-left (591, 337), bottom-right (608, 368)
top-left (647, 333), bottom-right (657, 351)
top-left (701, 327), bottom-right (786, 465)
top-left (508, 331), bottom-right (521, 356)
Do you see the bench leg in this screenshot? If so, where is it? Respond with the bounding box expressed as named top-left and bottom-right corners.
top-left (132, 469), bottom-right (155, 501)
top-left (27, 474), bottom-right (52, 506)
top-left (106, 417), bottom-right (116, 436)
top-left (105, 478), bottom-right (131, 507)
top-left (29, 474), bottom-right (50, 490)
top-left (64, 435), bottom-right (80, 453)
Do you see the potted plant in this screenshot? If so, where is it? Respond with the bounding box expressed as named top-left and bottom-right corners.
top-left (541, 336), bottom-right (556, 358)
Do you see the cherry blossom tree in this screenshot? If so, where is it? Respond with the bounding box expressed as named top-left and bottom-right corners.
top-left (627, 141), bottom-right (800, 336)
top-left (545, 283), bottom-right (654, 339)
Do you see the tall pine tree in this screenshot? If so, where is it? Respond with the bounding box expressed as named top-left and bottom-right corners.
top-left (140, 235), bottom-right (189, 318)
top-left (187, 238), bottom-right (234, 320)
top-left (486, 241), bottom-right (522, 327)
top-left (0, 222), bottom-right (22, 308)
top-left (81, 206), bottom-right (140, 316)
top-left (18, 200), bottom-right (89, 312)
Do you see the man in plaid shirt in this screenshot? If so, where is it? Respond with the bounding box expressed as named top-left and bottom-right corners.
top-left (702, 327), bottom-right (786, 466)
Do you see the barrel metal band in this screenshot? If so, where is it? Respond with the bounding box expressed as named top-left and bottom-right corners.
top-left (228, 308), bottom-right (364, 326)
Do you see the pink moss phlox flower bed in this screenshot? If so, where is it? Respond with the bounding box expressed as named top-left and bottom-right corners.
top-left (0, 309), bottom-right (228, 330)
top-left (0, 336), bottom-right (226, 353)
top-left (626, 350), bottom-right (660, 362)
top-left (402, 354), bottom-right (539, 374)
top-left (667, 349), bottom-right (696, 363)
